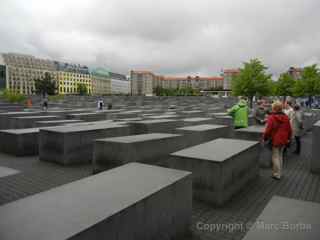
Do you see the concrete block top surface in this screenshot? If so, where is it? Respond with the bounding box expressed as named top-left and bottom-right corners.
top-left (236, 125), bottom-right (265, 133)
top-left (36, 120), bottom-right (82, 124)
top-left (0, 163), bottom-right (191, 240)
top-left (14, 115), bottom-right (58, 119)
top-left (243, 196), bottom-right (320, 240)
top-left (0, 111), bottom-right (43, 116)
top-left (132, 119), bottom-right (178, 124)
top-left (96, 133), bottom-right (181, 143)
top-left (148, 115), bottom-right (179, 119)
top-left (41, 123), bottom-right (127, 133)
top-left (171, 138), bottom-right (258, 162)
top-left (183, 117), bottom-right (212, 122)
top-left (0, 128), bottom-right (39, 134)
top-left (314, 120), bottom-right (320, 127)
top-left (177, 124), bottom-right (227, 132)
top-left (0, 166), bottom-right (20, 178)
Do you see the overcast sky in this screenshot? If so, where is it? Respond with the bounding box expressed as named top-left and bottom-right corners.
top-left (1, 0), bottom-right (320, 77)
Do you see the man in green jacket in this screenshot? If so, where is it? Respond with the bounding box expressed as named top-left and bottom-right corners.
top-left (227, 97), bottom-right (249, 129)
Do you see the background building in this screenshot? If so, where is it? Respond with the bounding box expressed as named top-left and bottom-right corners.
top-left (0, 55), bottom-right (6, 90)
top-left (110, 72), bottom-right (130, 95)
top-left (1, 53), bottom-right (56, 95)
top-left (90, 68), bottom-right (112, 95)
top-left (54, 61), bottom-right (92, 95)
top-left (130, 70), bottom-right (224, 96)
top-left (221, 69), bottom-right (240, 90)
top-left (288, 67), bottom-right (303, 80)
top-left (130, 71), bottom-right (155, 96)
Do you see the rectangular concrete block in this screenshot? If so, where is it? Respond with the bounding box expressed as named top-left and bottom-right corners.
top-left (311, 121), bottom-right (320, 173)
top-left (0, 128), bottom-right (39, 156)
top-left (129, 119), bottom-right (184, 134)
top-left (243, 196), bottom-right (320, 240)
top-left (182, 117), bottom-right (216, 126)
top-left (66, 112), bottom-right (107, 122)
top-left (175, 124), bottom-right (231, 147)
top-left (9, 115), bottom-right (62, 129)
top-left (0, 111), bottom-right (44, 129)
top-left (235, 125), bottom-right (271, 168)
top-left (93, 133), bottom-right (185, 172)
top-left (35, 120), bottom-right (83, 127)
top-left (0, 163), bottom-right (192, 240)
top-left (167, 138), bottom-right (259, 205)
top-left (39, 123), bottom-right (131, 165)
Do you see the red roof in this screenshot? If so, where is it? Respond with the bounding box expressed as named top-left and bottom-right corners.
top-left (223, 69), bottom-right (240, 74)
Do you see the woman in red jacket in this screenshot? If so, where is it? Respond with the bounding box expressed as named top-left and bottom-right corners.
top-left (263, 101), bottom-right (292, 180)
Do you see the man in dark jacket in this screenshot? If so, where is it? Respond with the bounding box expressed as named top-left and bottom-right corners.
top-left (263, 101), bottom-right (292, 180)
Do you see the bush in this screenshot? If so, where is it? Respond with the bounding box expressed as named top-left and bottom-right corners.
top-left (0, 89), bottom-right (27, 103)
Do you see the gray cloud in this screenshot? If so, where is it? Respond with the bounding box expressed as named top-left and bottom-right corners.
top-left (1, 0), bottom-right (320, 76)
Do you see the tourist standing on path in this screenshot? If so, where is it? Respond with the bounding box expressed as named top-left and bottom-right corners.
top-left (42, 96), bottom-right (48, 111)
top-left (283, 101), bottom-right (295, 126)
top-left (263, 101), bottom-right (292, 180)
top-left (254, 100), bottom-right (267, 125)
top-left (292, 104), bottom-right (304, 155)
top-left (227, 97), bottom-right (249, 129)
top-left (97, 99), bottom-right (104, 110)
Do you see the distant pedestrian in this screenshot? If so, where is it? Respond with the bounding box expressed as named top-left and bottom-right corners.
top-left (97, 99), bottom-right (104, 110)
top-left (263, 101), bottom-right (292, 180)
top-left (227, 97), bottom-right (249, 129)
top-left (42, 97), bottom-right (48, 111)
top-left (254, 100), bottom-right (267, 125)
top-left (283, 100), bottom-right (295, 126)
top-left (292, 104), bottom-right (304, 154)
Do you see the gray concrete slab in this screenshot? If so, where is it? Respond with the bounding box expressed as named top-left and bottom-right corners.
top-left (93, 133), bottom-right (185, 172)
top-left (0, 111), bottom-right (44, 129)
top-left (0, 128), bottom-right (40, 156)
top-left (0, 163), bottom-right (192, 240)
top-left (175, 124), bottom-right (231, 147)
top-left (129, 119), bottom-right (184, 134)
top-left (182, 117), bottom-right (216, 126)
top-left (0, 166), bottom-right (20, 178)
top-left (9, 115), bottom-right (62, 129)
top-left (39, 123), bottom-right (131, 164)
top-left (311, 121), bottom-right (320, 173)
top-left (167, 138), bottom-right (260, 205)
top-left (243, 196), bottom-right (320, 240)
top-left (235, 125), bottom-right (271, 168)
top-left (35, 119), bottom-right (83, 127)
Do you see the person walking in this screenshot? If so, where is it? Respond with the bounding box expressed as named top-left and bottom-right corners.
top-left (263, 101), bottom-right (292, 180)
top-left (292, 104), bottom-right (304, 154)
top-left (254, 100), bottom-right (267, 125)
top-left (42, 97), bottom-right (48, 111)
top-left (227, 97), bottom-right (249, 129)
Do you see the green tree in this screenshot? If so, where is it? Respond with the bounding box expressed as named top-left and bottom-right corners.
top-left (275, 73), bottom-right (296, 101)
top-left (292, 65), bottom-right (320, 97)
top-left (77, 83), bottom-right (88, 95)
top-left (232, 59), bottom-right (273, 106)
top-left (34, 72), bottom-right (57, 96)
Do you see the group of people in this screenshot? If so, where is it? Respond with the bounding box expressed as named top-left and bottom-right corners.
top-left (228, 97), bottom-right (304, 180)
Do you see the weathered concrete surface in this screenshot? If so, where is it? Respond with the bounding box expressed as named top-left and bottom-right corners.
top-left (0, 128), bottom-right (40, 156)
top-left (182, 117), bottom-right (216, 126)
top-left (311, 121), bottom-right (320, 173)
top-left (129, 119), bottom-right (184, 134)
top-left (235, 125), bottom-right (271, 168)
top-left (167, 138), bottom-right (259, 206)
top-left (35, 119), bottom-right (83, 127)
top-left (0, 166), bottom-right (20, 178)
top-left (39, 123), bottom-right (130, 165)
top-left (0, 111), bottom-right (44, 129)
top-left (9, 115), bottom-right (62, 129)
top-left (175, 124), bottom-right (230, 147)
top-left (0, 163), bottom-right (192, 240)
top-left (243, 196), bottom-right (320, 240)
top-left (93, 133), bottom-right (185, 172)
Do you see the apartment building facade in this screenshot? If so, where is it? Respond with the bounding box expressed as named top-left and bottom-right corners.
top-left (130, 70), bottom-right (224, 96)
top-left (90, 68), bottom-right (112, 95)
top-left (54, 61), bottom-right (92, 95)
top-left (221, 69), bottom-right (240, 90)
